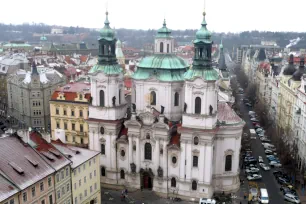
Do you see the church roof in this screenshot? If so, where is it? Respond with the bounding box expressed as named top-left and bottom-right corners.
top-left (292, 58), bottom-right (305, 81)
top-left (156, 19), bottom-right (172, 39)
top-left (116, 39), bottom-right (125, 59)
top-left (99, 12), bottom-right (116, 41)
top-left (137, 54), bottom-right (189, 70)
top-left (184, 67), bottom-right (219, 81)
top-left (88, 64), bottom-right (122, 75)
top-left (133, 68), bottom-right (186, 81)
top-left (283, 54), bottom-right (296, 75)
top-left (217, 102), bottom-right (244, 126)
top-left (194, 12), bottom-right (212, 44)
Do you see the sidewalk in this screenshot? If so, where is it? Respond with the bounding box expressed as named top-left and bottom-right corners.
top-left (296, 187), bottom-right (306, 203)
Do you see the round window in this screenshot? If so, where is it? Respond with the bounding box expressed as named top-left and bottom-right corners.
top-left (121, 150), bottom-right (125, 157)
top-left (194, 137), bottom-right (199, 145)
top-left (172, 156), bottom-right (177, 164)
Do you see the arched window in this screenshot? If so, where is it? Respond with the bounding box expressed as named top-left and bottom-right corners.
top-left (192, 180), bottom-right (197, 190)
top-left (101, 167), bottom-right (106, 176)
top-left (171, 177), bottom-right (176, 187)
top-left (100, 45), bottom-right (104, 55)
top-left (160, 42), bottom-right (164, 53)
top-left (167, 44), bottom-right (170, 53)
top-left (100, 90), bottom-right (105, 107)
top-left (174, 92), bottom-right (179, 106)
top-left (195, 97), bottom-right (201, 114)
top-left (225, 155), bottom-right (232, 171)
top-left (150, 91), bottom-right (156, 105)
top-left (100, 127), bottom-right (104, 134)
top-left (194, 137), bottom-right (199, 145)
top-left (100, 144), bottom-right (105, 155)
top-left (120, 170), bottom-right (125, 179)
top-left (199, 48), bottom-right (203, 58)
top-left (118, 89), bottom-right (121, 105)
top-left (144, 143), bottom-right (152, 160)
top-left (193, 156), bottom-right (198, 167)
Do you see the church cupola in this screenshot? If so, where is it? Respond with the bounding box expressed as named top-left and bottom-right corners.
top-left (98, 11), bottom-right (117, 65)
top-left (292, 57), bottom-right (305, 81)
top-left (283, 54), bottom-right (296, 75)
top-left (154, 19), bottom-right (174, 54)
top-left (192, 12), bottom-right (213, 69)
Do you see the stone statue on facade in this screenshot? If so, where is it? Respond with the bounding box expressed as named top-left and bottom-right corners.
top-left (157, 166), bottom-right (163, 177)
top-left (209, 105), bottom-right (213, 115)
top-left (161, 106), bottom-right (165, 114)
top-left (132, 103), bottom-right (136, 112)
top-left (112, 96), bottom-right (116, 106)
top-left (130, 163), bottom-right (136, 173)
top-left (184, 103), bottom-right (187, 113)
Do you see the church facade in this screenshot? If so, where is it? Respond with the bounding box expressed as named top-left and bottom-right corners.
top-left (87, 11), bottom-right (244, 199)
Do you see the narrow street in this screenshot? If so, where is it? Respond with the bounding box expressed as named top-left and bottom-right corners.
top-left (226, 53), bottom-right (293, 204)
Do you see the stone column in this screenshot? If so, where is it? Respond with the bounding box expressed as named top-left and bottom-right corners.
top-left (204, 145), bottom-right (213, 184)
top-left (162, 140), bottom-right (167, 171)
top-left (156, 139), bottom-right (160, 169)
top-left (128, 136), bottom-right (133, 171)
top-left (179, 141), bottom-right (186, 180)
top-left (136, 138), bottom-right (140, 172)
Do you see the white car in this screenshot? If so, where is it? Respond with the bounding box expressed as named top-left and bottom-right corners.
top-left (258, 156), bottom-right (264, 163)
top-left (247, 174), bottom-right (262, 181)
top-left (269, 161), bottom-right (282, 167)
top-left (246, 167), bottom-right (260, 173)
top-left (199, 198), bottom-right (216, 204)
top-left (284, 193), bottom-right (301, 203)
top-left (259, 163), bottom-right (270, 171)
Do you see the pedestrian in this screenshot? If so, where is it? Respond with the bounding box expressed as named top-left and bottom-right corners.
top-left (125, 188), bottom-right (128, 195)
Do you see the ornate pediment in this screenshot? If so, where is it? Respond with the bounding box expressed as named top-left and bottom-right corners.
top-left (99, 137), bottom-right (106, 143)
top-left (138, 111), bottom-right (156, 126)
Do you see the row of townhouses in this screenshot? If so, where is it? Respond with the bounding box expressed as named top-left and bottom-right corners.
top-left (241, 46), bottom-right (306, 173)
top-left (0, 130), bottom-right (100, 204)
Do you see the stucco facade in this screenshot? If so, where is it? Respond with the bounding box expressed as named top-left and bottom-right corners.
top-left (50, 81), bottom-right (91, 147)
top-left (7, 63), bottom-right (65, 129)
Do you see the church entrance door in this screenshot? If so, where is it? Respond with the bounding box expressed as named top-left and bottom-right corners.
top-left (142, 172), bottom-right (153, 189)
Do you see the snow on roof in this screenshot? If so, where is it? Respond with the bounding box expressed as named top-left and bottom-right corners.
top-left (23, 72), bottom-right (31, 84)
top-left (0, 135), bottom-right (55, 190)
top-left (52, 140), bottom-right (100, 169)
top-left (0, 174), bottom-right (19, 202)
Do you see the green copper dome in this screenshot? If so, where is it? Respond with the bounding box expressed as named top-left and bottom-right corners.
top-left (194, 12), bottom-right (212, 44)
top-left (40, 35), bottom-right (47, 41)
top-left (99, 12), bottom-right (116, 41)
top-left (156, 19), bottom-right (172, 39)
top-left (88, 64), bottom-right (122, 75)
top-left (133, 54), bottom-right (189, 82)
top-left (137, 54), bottom-right (188, 70)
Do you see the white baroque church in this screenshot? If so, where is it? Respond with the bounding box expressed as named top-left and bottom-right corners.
top-left (87, 10), bottom-right (244, 199)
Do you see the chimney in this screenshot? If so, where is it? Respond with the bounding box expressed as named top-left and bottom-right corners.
top-left (41, 129), bottom-right (51, 143)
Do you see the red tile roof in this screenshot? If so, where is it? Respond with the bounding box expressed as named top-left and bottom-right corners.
top-left (217, 102), bottom-right (243, 125)
top-left (80, 55), bottom-right (88, 63)
top-left (51, 81), bottom-right (91, 102)
top-left (124, 78), bottom-right (132, 88)
top-left (30, 131), bottom-right (71, 171)
top-left (169, 133), bottom-right (180, 145)
top-left (0, 175), bottom-right (19, 202)
top-left (64, 67), bottom-right (77, 77)
top-left (0, 135), bottom-right (55, 190)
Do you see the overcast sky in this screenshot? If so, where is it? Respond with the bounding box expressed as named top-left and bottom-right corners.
top-left (0, 0), bottom-right (305, 32)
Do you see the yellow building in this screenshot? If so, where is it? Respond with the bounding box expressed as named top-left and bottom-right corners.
top-left (50, 81), bottom-right (91, 148)
top-left (277, 55), bottom-right (302, 141)
top-left (52, 140), bottom-right (101, 204)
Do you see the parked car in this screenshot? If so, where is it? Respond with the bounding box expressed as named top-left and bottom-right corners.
top-left (259, 163), bottom-right (270, 171)
top-left (247, 174), bottom-right (262, 181)
top-left (245, 103), bottom-right (252, 107)
top-left (251, 118), bottom-right (260, 122)
top-left (280, 186), bottom-right (297, 196)
top-left (254, 124), bottom-right (261, 129)
top-left (249, 111), bottom-right (255, 115)
top-left (260, 137), bottom-right (271, 143)
top-left (277, 177), bottom-right (289, 185)
top-left (265, 149), bottom-right (276, 155)
top-left (270, 161), bottom-right (282, 167)
top-left (246, 167), bottom-right (260, 173)
top-left (257, 133), bottom-right (265, 137)
top-left (284, 193), bottom-right (301, 203)
top-left (258, 156), bottom-right (264, 163)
